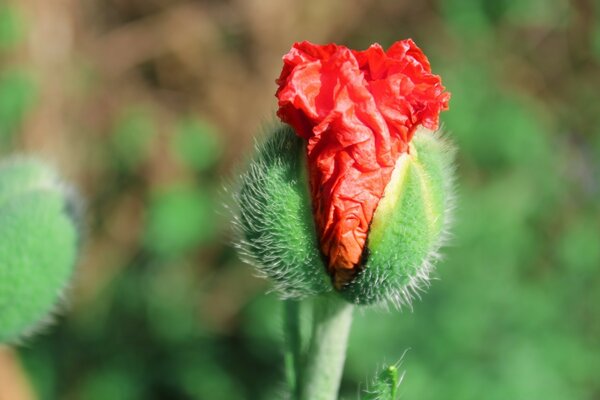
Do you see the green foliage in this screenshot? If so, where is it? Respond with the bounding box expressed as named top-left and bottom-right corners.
top-left (144, 183), bottom-right (216, 258)
top-left (79, 367), bottom-right (143, 400)
top-left (171, 118), bottom-right (222, 172)
top-left (0, 70), bottom-right (37, 141)
top-left (557, 214), bottom-right (600, 275)
top-left (0, 4), bottom-right (24, 50)
top-left (0, 158), bottom-right (79, 343)
top-left (234, 124), bottom-right (331, 298)
top-left (110, 108), bottom-right (156, 171)
top-left (341, 129), bottom-right (455, 306)
top-left (594, 16), bottom-right (600, 60)
top-left (440, 0), bottom-right (570, 37)
top-left (440, 0), bottom-right (494, 38)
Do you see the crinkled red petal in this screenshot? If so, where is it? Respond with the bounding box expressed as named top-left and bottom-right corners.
top-left (276, 40), bottom-right (450, 278)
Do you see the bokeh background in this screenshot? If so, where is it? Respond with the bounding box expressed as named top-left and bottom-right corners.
top-left (0, 0), bottom-right (599, 399)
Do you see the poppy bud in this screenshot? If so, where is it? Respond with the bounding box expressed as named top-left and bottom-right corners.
top-left (0, 158), bottom-right (82, 343)
top-left (234, 40), bottom-right (454, 306)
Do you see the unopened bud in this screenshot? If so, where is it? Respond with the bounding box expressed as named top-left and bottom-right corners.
top-left (0, 158), bottom-right (82, 343)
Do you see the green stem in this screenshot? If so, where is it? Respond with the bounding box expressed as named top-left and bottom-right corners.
top-left (299, 294), bottom-right (354, 400)
top-left (284, 299), bottom-right (303, 397)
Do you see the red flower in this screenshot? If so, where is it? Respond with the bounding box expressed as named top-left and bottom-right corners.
top-left (276, 40), bottom-right (450, 282)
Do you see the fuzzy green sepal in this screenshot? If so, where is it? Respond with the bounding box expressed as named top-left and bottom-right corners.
top-left (340, 129), bottom-right (456, 307)
top-left (234, 125), bottom-right (330, 298)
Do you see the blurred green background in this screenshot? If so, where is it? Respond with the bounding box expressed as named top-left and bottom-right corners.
top-left (0, 0), bottom-right (599, 399)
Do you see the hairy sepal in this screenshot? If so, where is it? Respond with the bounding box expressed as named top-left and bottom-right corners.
top-left (340, 128), bottom-right (456, 307)
top-left (233, 124), bottom-right (330, 298)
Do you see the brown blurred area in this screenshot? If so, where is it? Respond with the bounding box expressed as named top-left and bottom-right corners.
top-left (15, 0), bottom-right (380, 163)
top-left (0, 347), bottom-right (35, 400)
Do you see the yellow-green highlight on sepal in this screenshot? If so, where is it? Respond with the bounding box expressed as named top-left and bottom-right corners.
top-left (340, 128), bottom-right (456, 307)
top-left (232, 124), bottom-right (331, 298)
top-left (0, 157), bottom-right (81, 344)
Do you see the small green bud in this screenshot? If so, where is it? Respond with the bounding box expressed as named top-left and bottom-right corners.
top-left (361, 363), bottom-right (403, 400)
top-left (0, 157), bottom-right (81, 343)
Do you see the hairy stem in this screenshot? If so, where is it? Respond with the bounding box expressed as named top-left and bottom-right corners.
top-left (299, 294), bottom-right (354, 400)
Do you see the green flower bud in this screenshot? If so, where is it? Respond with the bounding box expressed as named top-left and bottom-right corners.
top-left (0, 157), bottom-right (82, 343)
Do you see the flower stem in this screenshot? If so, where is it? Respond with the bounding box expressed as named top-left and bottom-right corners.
top-left (299, 294), bottom-right (354, 400)
top-left (284, 299), bottom-right (303, 397)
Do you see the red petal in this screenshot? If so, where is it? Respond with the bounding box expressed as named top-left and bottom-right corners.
top-left (276, 40), bottom-right (450, 280)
